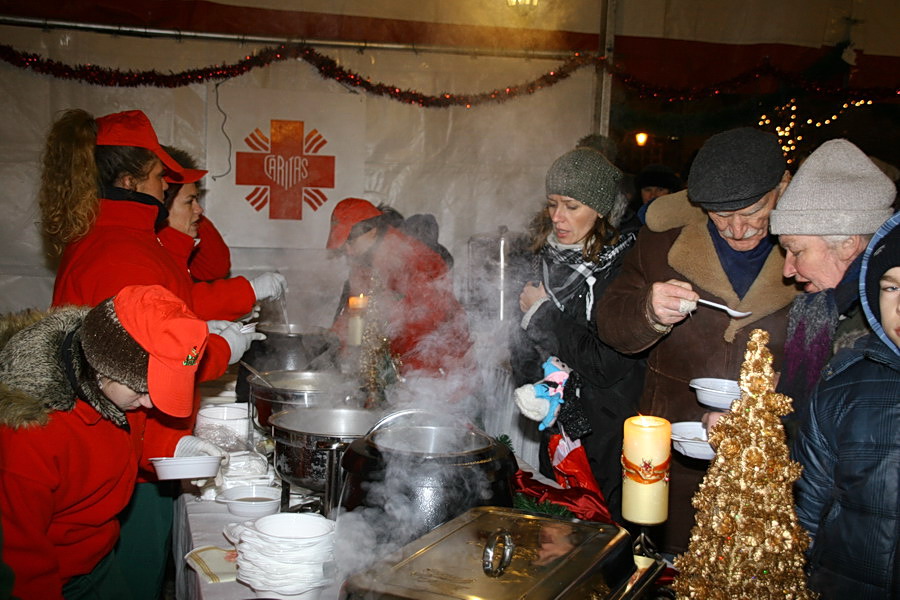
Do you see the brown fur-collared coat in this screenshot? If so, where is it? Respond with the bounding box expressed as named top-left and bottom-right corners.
top-left (595, 190), bottom-right (800, 554)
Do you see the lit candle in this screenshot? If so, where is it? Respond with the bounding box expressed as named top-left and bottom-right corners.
top-left (621, 415), bottom-right (671, 525)
top-left (347, 294), bottom-right (367, 346)
top-left (348, 294), bottom-right (368, 310)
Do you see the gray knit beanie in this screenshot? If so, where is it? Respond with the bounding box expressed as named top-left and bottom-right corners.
top-left (545, 147), bottom-right (623, 216)
top-left (687, 127), bottom-right (785, 211)
top-left (770, 139), bottom-right (896, 235)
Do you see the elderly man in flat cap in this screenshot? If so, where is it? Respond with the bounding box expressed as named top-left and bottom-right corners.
top-left (595, 127), bottom-right (802, 556)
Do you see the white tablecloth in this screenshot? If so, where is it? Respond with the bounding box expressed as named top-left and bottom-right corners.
top-left (174, 467), bottom-right (553, 600)
top-left (174, 493), bottom-right (252, 600)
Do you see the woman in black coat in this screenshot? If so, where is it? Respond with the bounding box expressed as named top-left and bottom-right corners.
top-left (509, 145), bottom-right (646, 524)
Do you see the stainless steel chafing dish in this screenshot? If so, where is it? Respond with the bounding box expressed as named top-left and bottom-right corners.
top-left (340, 506), bottom-right (665, 600)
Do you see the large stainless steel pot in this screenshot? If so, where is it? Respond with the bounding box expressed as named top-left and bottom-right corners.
top-left (270, 407), bottom-right (380, 516)
top-left (339, 409), bottom-right (519, 544)
top-left (235, 324), bottom-right (339, 403)
top-left (249, 370), bottom-right (361, 432)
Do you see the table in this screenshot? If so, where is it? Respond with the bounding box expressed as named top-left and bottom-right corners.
top-left (174, 492), bottom-right (247, 600)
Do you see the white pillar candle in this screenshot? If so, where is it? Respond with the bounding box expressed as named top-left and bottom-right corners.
top-left (622, 415), bottom-right (671, 525)
top-left (347, 294), bottom-right (367, 346)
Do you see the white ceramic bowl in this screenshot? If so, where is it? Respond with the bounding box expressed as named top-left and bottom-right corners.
top-left (216, 485), bottom-right (281, 517)
top-left (690, 377), bottom-right (741, 410)
top-left (149, 456), bottom-right (222, 480)
top-left (671, 421), bottom-right (715, 460)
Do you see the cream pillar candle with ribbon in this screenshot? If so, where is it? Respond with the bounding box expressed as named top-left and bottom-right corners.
top-left (347, 294), bottom-right (367, 346)
top-left (621, 415), bottom-right (671, 525)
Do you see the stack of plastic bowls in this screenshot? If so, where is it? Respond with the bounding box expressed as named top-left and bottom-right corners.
top-left (230, 513), bottom-right (335, 598)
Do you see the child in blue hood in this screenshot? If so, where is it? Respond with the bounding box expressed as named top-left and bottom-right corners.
top-left (792, 211), bottom-right (900, 600)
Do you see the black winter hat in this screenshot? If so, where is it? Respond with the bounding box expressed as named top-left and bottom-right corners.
top-left (687, 127), bottom-right (785, 211)
top-left (80, 297), bottom-right (149, 393)
top-left (635, 164), bottom-right (682, 193)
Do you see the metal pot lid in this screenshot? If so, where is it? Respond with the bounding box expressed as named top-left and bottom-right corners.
top-left (270, 407), bottom-right (380, 437)
top-left (341, 506), bottom-right (637, 600)
top-left (370, 426), bottom-right (494, 456)
top-left (251, 370), bottom-right (348, 392)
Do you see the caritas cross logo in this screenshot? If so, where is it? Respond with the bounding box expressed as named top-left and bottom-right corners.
top-left (235, 120), bottom-right (336, 220)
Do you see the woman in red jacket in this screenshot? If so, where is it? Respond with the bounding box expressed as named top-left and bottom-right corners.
top-left (0, 285), bottom-right (212, 600)
top-left (159, 146), bottom-right (234, 282)
top-left (37, 109), bottom-right (285, 599)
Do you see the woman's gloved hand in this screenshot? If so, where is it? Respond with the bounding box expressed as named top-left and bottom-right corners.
top-left (174, 435), bottom-right (229, 487)
top-left (250, 272), bottom-right (288, 301)
top-left (175, 435), bottom-right (228, 461)
top-left (208, 321), bottom-right (266, 364)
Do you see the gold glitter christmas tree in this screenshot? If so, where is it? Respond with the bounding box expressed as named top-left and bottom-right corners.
top-left (672, 329), bottom-right (816, 600)
top-left (357, 278), bottom-right (401, 409)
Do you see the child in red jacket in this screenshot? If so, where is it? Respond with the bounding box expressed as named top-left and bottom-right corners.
top-left (0, 285), bottom-right (213, 599)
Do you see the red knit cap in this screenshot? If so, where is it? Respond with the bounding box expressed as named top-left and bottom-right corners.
top-left (95, 110), bottom-right (207, 184)
top-left (326, 198), bottom-right (383, 249)
top-left (112, 285), bottom-right (208, 417)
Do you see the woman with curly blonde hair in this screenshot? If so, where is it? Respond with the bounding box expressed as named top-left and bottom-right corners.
top-left (39, 108), bottom-right (274, 600)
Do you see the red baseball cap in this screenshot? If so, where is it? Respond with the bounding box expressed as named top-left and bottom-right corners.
top-left (95, 110), bottom-right (207, 184)
top-left (326, 198), bottom-right (383, 249)
top-left (112, 285), bottom-right (208, 417)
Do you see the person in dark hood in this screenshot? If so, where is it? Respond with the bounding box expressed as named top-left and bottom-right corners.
top-left (0, 285), bottom-right (212, 599)
top-left (792, 212), bottom-right (900, 599)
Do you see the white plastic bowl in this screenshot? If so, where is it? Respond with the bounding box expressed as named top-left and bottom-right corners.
top-left (253, 513), bottom-right (334, 541)
top-left (671, 421), bottom-right (715, 460)
top-left (148, 456), bottom-right (222, 480)
top-left (216, 485), bottom-right (281, 517)
top-left (195, 403), bottom-right (251, 442)
top-left (690, 377), bottom-right (741, 410)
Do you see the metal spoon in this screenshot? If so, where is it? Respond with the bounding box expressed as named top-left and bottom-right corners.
top-left (697, 298), bottom-right (752, 318)
top-left (239, 360), bottom-right (275, 387)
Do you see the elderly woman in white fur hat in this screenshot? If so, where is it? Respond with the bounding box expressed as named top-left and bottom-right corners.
top-left (768, 138), bottom-right (897, 433)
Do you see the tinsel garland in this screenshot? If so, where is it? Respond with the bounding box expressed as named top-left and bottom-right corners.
top-left (1, 41), bottom-right (897, 107)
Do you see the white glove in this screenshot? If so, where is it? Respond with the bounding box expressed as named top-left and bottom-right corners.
top-left (175, 436), bottom-right (228, 487)
top-left (214, 322), bottom-right (266, 364)
top-left (514, 384), bottom-right (550, 424)
top-left (175, 435), bottom-right (228, 461)
top-left (206, 320), bottom-right (231, 335)
top-left (250, 272), bottom-right (287, 301)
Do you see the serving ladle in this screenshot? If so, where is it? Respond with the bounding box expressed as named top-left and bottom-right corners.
top-left (239, 360), bottom-right (274, 388)
top-left (697, 298), bottom-right (752, 318)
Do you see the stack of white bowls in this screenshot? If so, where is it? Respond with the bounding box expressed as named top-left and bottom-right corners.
top-left (230, 513), bottom-right (336, 598)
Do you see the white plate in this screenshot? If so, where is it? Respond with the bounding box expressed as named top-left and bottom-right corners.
top-left (689, 378), bottom-right (740, 410)
top-left (671, 421), bottom-right (715, 460)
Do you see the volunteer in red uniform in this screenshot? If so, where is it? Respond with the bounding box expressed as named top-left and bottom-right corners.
top-left (37, 108), bottom-right (285, 599)
top-left (0, 285), bottom-right (210, 600)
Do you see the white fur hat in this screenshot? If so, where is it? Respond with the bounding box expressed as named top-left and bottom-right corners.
top-left (770, 139), bottom-right (896, 236)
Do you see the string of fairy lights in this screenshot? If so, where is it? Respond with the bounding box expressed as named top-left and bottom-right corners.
top-left (758, 98), bottom-right (874, 163)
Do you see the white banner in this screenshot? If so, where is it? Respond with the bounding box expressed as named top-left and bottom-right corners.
top-left (205, 86), bottom-right (365, 248)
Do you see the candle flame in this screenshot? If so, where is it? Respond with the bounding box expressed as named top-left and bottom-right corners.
top-left (349, 293), bottom-right (368, 310)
